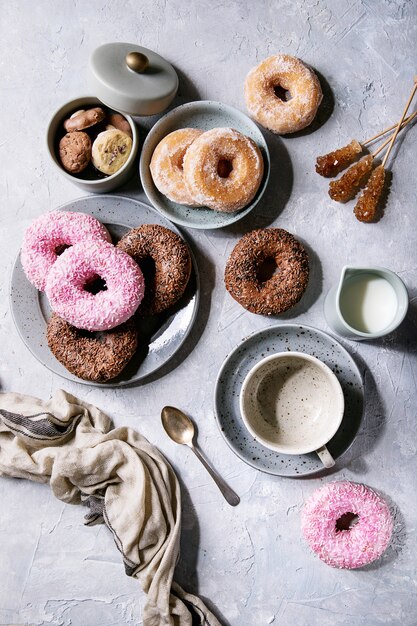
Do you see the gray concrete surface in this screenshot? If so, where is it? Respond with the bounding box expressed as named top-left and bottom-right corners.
top-left (0, 1), bottom-right (416, 624)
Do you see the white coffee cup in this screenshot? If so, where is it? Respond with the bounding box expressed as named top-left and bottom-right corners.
top-left (239, 352), bottom-right (345, 468)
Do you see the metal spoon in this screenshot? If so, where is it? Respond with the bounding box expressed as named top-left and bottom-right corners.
top-left (161, 406), bottom-right (240, 507)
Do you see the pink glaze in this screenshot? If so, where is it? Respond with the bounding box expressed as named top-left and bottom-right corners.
top-left (301, 481), bottom-right (393, 569)
top-left (45, 240), bottom-right (145, 331)
top-left (21, 211), bottom-right (111, 290)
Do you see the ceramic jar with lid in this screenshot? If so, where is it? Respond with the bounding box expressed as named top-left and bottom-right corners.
top-left (46, 42), bottom-right (178, 193)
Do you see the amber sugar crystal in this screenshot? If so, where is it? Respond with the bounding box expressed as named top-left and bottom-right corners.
top-left (354, 165), bottom-right (386, 222)
top-left (316, 139), bottom-right (362, 177)
top-left (328, 154), bottom-right (374, 202)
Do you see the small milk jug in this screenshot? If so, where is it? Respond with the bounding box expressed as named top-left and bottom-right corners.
top-left (324, 266), bottom-right (408, 341)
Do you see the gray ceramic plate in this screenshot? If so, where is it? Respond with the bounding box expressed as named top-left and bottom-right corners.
top-left (139, 100), bottom-right (270, 229)
top-left (214, 324), bottom-right (364, 477)
top-left (10, 195), bottom-right (200, 387)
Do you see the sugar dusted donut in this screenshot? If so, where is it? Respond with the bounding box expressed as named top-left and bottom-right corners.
top-left (245, 54), bottom-right (323, 134)
top-left (302, 482), bottom-right (393, 569)
top-left (183, 128), bottom-right (264, 212)
top-left (47, 314), bottom-right (138, 382)
top-left (117, 224), bottom-right (192, 315)
top-left (224, 228), bottom-right (309, 315)
top-left (21, 211), bottom-right (111, 290)
top-left (45, 241), bottom-right (145, 331)
top-left (150, 128), bottom-right (203, 206)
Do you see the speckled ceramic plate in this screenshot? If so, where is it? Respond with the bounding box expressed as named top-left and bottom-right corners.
top-left (10, 195), bottom-right (200, 387)
top-left (214, 324), bottom-right (364, 477)
top-left (139, 100), bottom-right (270, 229)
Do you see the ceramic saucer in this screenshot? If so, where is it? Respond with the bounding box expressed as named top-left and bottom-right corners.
top-left (140, 100), bottom-right (270, 230)
top-left (214, 324), bottom-right (364, 477)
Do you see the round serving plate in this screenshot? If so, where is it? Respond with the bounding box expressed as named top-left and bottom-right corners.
top-left (10, 195), bottom-right (200, 387)
top-left (214, 324), bottom-right (364, 477)
top-left (140, 100), bottom-right (270, 230)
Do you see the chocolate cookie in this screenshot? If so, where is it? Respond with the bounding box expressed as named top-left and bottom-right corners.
top-left (63, 107), bottom-right (105, 132)
top-left (47, 314), bottom-right (138, 382)
top-left (59, 131), bottom-right (92, 174)
top-left (107, 113), bottom-right (133, 138)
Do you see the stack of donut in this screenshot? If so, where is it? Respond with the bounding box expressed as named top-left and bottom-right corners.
top-left (21, 211), bottom-right (191, 382)
top-left (150, 127), bottom-right (264, 212)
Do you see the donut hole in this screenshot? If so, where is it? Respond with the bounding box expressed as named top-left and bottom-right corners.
top-left (257, 257), bottom-right (280, 283)
top-left (138, 256), bottom-right (156, 284)
top-left (176, 152), bottom-right (186, 171)
top-left (336, 512), bottom-right (359, 532)
top-left (84, 275), bottom-right (108, 295)
top-left (217, 159), bottom-right (233, 178)
top-left (55, 244), bottom-right (71, 256)
top-left (76, 328), bottom-right (108, 343)
top-left (273, 85), bottom-right (292, 102)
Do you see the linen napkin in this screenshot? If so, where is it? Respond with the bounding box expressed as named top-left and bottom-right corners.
top-left (0, 389), bottom-right (221, 626)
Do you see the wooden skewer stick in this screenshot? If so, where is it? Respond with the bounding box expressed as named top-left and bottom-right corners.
top-left (363, 111), bottom-right (416, 145)
top-left (382, 77), bottom-right (417, 168)
top-left (371, 109), bottom-right (417, 158)
top-left (372, 135), bottom-right (394, 158)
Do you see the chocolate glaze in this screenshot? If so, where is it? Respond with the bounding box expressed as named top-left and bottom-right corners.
top-left (117, 224), bottom-right (192, 315)
top-left (224, 228), bottom-right (309, 315)
top-left (47, 314), bottom-right (138, 382)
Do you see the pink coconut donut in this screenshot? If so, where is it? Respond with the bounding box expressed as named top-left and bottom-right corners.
top-left (302, 481), bottom-right (393, 569)
top-left (21, 211), bottom-right (111, 290)
top-left (45, 241), bottom-right (145, 331)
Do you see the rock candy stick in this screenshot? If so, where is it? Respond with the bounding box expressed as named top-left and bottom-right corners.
top-left (328, 155), bottom-right (374, 202)
top-left (354, 165), bottom-right (385, 223)
top-left (316, 110), bottom-right (417, 178)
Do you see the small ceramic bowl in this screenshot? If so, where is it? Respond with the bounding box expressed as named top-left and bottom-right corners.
top-left (46, 96), bottom-right (138, 193)
top-left (239, 352), bottom-right (345, 467)
top-left (140, 100), bottom-right (270, 229)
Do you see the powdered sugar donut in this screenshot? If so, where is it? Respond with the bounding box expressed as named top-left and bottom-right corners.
top-left (150, 128), bottom-right (203, 206)
top-left (302, 481), bottom-right (393, 569)
top-left (45, 241), bottom-right (145, 331)
top-left (183, 128), bottom-right (264, 212)
top-left (21, 211), bottom-right (111, 290)
top-left (245, 54), bottom-right (323, 134)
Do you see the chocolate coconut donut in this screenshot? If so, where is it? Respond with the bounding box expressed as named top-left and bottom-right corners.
top-left (117, 224), bottom-right (192, 315)
top-left (224, 228), bottom-right (309, 315)
top-left (47, 314), bottom-right (138, 382)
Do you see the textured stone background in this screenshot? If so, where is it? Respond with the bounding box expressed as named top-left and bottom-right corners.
top-left (1, 1), bottom-right (416, 624)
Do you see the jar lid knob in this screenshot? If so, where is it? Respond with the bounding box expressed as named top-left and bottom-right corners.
top-left (126, 51), bottom-right (149, 73)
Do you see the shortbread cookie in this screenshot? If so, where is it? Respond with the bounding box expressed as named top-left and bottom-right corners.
top-left (91, 129), bottom-right (132, 175)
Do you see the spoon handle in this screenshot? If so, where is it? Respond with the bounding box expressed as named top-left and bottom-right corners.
top-left (189, 444), bottom-right (240, 506)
